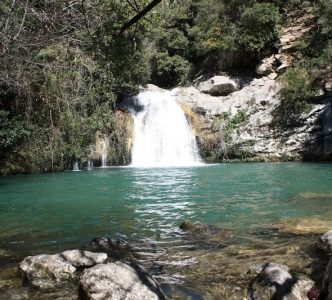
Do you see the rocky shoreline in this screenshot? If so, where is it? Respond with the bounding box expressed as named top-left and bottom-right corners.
top-left (2, 221), bottom-right (332, 300)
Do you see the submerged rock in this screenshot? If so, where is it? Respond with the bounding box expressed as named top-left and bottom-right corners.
top-left (248, 262), bottom-right (314, 300)
top-left (179, 220), bottom-right (233, 246)
top-left (316, 230), bottom-right (332, 255)
top-left (78, 262), bottom-right (165, 300)
top-left (273, 217), bottom-right (332, 235)
top-left (19, 250), bottom-right (107, 289)
top-left (197, 75), bottom-right (237, 96)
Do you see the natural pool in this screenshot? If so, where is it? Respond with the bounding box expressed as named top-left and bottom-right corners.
top-left (0, 162), bottom-right (332, 299)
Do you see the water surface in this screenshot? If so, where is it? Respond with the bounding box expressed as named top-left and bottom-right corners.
top-left (0, 163), bottom-right (332, 298)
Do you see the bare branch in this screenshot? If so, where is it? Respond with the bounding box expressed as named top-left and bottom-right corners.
top-left (118, 0), bottom-right (162, 35)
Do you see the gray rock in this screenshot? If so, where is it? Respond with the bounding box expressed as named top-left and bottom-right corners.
top-left (248, 262), bottom-right (314, 300)
top-left (255, 55), bottom-right (276, 76)
top-left (19, 254), bottom-right (76, 289)
top-left (19, 250), bottom-right (107, 289)
top-left (197, 76), bottom-right (237, 96)
top-left (78, 262), bottom-right (164, 300)
top-left (60, 250), bottom-right (108, 267)
top-left (317, 230), bottom-right (332, 255)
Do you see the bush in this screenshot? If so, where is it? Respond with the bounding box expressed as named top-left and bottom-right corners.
top-left (274, 68), bottom-right (316, 127)
top-left (151, 52), bottom-right (190, 88)
top-left (239, 2), bottom-right (281, 52)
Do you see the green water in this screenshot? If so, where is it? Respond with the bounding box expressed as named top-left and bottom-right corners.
top-left (1, 163), bottom-right (332, 298)
top-left (0, 163), bottom-right (332, 252)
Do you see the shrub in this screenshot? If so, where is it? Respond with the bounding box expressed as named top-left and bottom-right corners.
top-left (274, 68), bottom-right (316, 127)
top-left (239, 3), bottom-right (281, 52)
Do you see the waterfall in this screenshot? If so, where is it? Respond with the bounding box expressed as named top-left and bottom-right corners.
top-left (131, 89), bottom-right (202, 167)
top-left (87, 160), bottom-right (93, 171)
top-left (73, 161), bottom-right (80, 171)
top-left (101, 139), bottom-right (108, 168)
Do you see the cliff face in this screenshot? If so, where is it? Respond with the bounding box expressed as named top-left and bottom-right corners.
top-left (171, 79), bottom-right (332, 162)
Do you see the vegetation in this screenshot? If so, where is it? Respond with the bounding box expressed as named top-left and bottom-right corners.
top-left (0, 0), bottom-right (331, 173)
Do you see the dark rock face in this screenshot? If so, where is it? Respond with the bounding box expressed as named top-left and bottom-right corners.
top-left (248, 262), bottom-right (314, 300)
top-left (321, 259), bottom-right (332, 300)
top-left (317, 230), bottom-right (332, 300)
top-left (78, 262), bottom-right (165, 300)
top-left (19, 250), bottom-right (107, 290)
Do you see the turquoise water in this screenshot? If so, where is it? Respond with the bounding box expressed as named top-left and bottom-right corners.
top-left (0, 162), bottom-right (332, 253)
top-left (1, 162), bottom-right (332, 298)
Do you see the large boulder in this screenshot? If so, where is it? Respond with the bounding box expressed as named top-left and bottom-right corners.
top-left (78, 262), bottom-right (165, 300)
top-left (19, 254), bottom-right (76, 289)
top-left (248, 262), bottom-right (314, 300)
top-left (197, 76), bottom-right (237, 96)
top-left (19, 250), bottom-right (107, 289)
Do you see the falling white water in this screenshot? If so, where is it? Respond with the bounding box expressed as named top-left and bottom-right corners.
top-left (131, 90), bottom-right (202, 167)
top-left (101, 139), bottom-right (108, 168)
top-left (72, 161), bottom-right (80, 171)
top-left (87, 160), bottom-right (93, 171)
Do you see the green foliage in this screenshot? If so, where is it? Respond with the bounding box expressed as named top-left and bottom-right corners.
top-left (274, 68), bottom-right (316, 127)
top-left (152, 52), bottom-right (190, 87)
top-left (226, 110), bottom-right (248, 131)
top-left (0, 111), bottom-right (29, 152)
top-left (239, 3), bottom-right (281, 52)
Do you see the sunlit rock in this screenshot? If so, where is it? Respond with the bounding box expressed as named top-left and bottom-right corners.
top-left (196, 75), bottom-right (238, 96)
top-left (19, 254), bottom-right (76, 289)
top-left (78, 262), bottom-right (165, 300)
top-left (248, 262), bottom-right (314, 300)
top-left (19, 250), bottom-right (107, 289)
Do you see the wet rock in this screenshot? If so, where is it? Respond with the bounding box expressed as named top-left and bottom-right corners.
top-left (89, 237), bottom-right (135, 259)
top-left (179, 220), bottom-right (233, 245)
top-left (248, 262), bottom-right (314, 300)
top-left (197, 76), bottom-right (237, 96)
top-left (316, 230), bottom-right (332, 255)
top-left (78, 262), bottom-right (165, 300)
top-left (19, 250), bottom-right (107, 289)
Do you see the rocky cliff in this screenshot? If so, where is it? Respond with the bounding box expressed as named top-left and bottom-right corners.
top-left (144, 76), bottom-right (332, 162)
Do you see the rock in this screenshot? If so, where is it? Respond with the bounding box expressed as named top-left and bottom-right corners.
top-left (179, 220), bottom-right (233, 245)
top-left (317, 230), bottom-right (332, 255)
top-left (197, 76), bottom-right (237, 96)
top-left (268, 73), bottom-right (278, 80)
top-left (19, 254), bottom-right (76, 289)
top-left (78, 262), bottom-right (165, 300)
top-left (60, 250), bottom-right (108, 267)
top-left (19, 250), bottom-right (107, 289)
top-left (89, 237), bottom-right (134, 259)
top-left (321, 258), bottom-right (332, 300)
top-left (255, 55), bottom-right (276, 76)
top-left (248, 262), bottom-right (314, 300)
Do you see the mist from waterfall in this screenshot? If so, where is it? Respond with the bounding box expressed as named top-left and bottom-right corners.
top-left (131, 90), bottom-right (202, 168)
